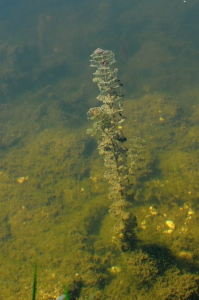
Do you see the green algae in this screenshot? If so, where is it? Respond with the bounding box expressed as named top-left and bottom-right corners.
top-left (1, 87), bottom-right (199, 300)
top-left (0, 75), bottom-right (198, 300)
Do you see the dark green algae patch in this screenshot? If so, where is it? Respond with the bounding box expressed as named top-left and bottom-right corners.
top-left (0, 92), bottom-right (199, 299)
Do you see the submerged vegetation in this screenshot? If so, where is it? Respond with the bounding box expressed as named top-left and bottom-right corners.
top-left (0, 64), bottom-right (199, 298)
top-left (87, 48), bottom-right (140, 251)
top-left (0, 56), bottom-right (199, 299)
top-left (0, 0), bottom-right (199, 299)
top-left (85, 48), bottom-right (199, 299)
top-left (32, 263), bottom-right (37, 300)
top-left (1, 86), bottom-right (199, 299)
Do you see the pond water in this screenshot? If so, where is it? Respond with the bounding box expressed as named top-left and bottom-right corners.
top-left (0, 0), bottom-right (199, 299)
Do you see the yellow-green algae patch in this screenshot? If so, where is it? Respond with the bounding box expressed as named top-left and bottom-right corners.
top-left (0, 92), bottom-right (199, 299)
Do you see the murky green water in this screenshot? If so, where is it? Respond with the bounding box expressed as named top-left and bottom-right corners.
top-left (0, 0), bottom-right (199, 299)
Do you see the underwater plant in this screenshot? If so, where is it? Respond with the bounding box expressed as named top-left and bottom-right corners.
top-left (32, 263), bottom-right (37, 300)
top-left (57, 285), bottom-right (70, 300)
top-left (31, 264), bottom-right (71, 300)
top-left (87, 48), bottom-right (145, 251)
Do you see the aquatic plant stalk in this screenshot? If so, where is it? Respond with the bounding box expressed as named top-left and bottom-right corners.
top-left (32, 263), bottom-right (37, 300)
top-left (63, 285), bottom-right (70, 300)
top-left (87, 48), bottom-right (138, 251)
